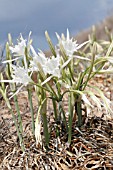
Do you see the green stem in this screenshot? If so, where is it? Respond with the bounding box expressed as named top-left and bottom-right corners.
top-left (76, 72), bottom-right (84, 90)
top-left (10, 83), bottom-right (23, 134)
top-left (13, 94), bottom-right (23, 134)
top-left (42, 112), bottom-right (49, 146)
top-left (88, 61), bottom-right (106, 80)
top-left (52, 99), bottom-right (58, 121)
top-left (76, 97), bottom-right (82, 127)
top-left (41, 99), bottom-right (49, 146)
top-left (46, 83), bottom-right (59, 101)
top-left (34, 80), bottom-right (59, 101)
top-left (68, 92), bottom-right (74, 144)
top-left (83, 43), bottom-right (96, 90)
top-left (37, 92), bottom-right (49, 146)
top-left (28, 88), bottom-right (35, 136)
top-left (10, 108), bottom-right (25, 152)
top-left (58, 101), bottom-right (68, 132)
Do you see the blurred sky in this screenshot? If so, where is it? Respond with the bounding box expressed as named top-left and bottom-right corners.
top-left (0, 0), bottom-right (113, 50)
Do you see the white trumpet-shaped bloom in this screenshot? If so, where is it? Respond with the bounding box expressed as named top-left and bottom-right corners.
top-left (43, 55), bottom-right (61, 78)
top-left (9, 32), bottom-right (32, 57)
top-left (11, 65), bottom-right (33, 85)
top-left (30, 45), bottom-right (61, 78)
top-left (0, 65), bottom-right (32, 86)
top-left (0, 64), bottom-right (33, 99)
top-left (30, 45), bottom-right (47, 71)
top-left (56, 29), bottom-right (88, 57)
top-left (9, 34), bottom-right (27, 56)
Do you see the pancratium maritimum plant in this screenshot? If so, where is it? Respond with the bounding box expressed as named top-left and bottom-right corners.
top-left (0, 28), bottom-right (113, 151)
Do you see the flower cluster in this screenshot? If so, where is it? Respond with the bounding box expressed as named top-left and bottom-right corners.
top-left (0, 29), bottom-right (112, 147)
top-left (4, 29), bottom-right (89, 89)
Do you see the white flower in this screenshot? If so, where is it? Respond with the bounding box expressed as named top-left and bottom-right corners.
top-left (30, 45), bottom-right (61, 78)
top-left (9, 34), bottom-right (26, 56)
top-left (0, 65), bottom-right (32, 86)
top-left (43, 55), bottom-right (61, 78)
top-left (9, 32), bottom-right (32, 57)
top-left (56, 29), bottom-right (88, 58)
top-left (0, 65), bottom-right (33, 99)
top-left (11, 65), bottom-right (33, 85)
top-left (30, 45), bottom-right (47, 72)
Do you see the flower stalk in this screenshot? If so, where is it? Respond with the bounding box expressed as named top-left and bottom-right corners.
top-left (83, 43), bottom-right (96, 90)
top-left (13, 91), bottom-right (23, 134)
top-left (75, 95), bottom-right (82, 127)
top-left (41, 96), bottom-right (49, 146)
top-left (28, 87), bottom-right (35, 136)
top-left (68, 92), bottom-right (74, 144)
